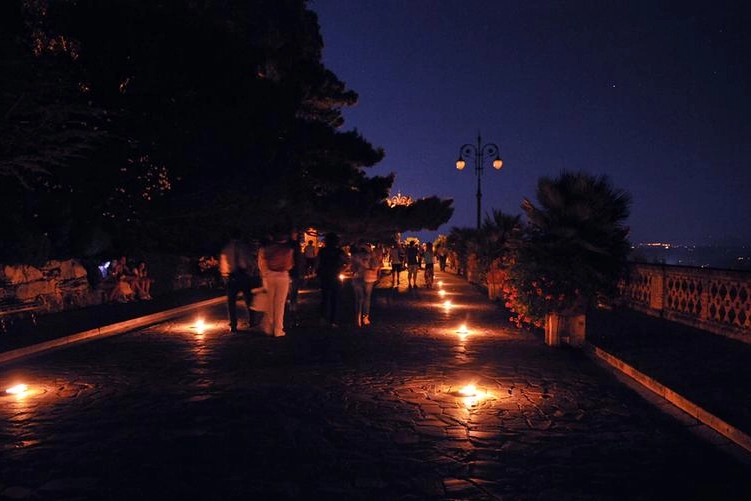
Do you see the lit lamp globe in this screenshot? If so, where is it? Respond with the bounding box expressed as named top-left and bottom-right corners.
top-left (456, 158), bottom-right (466, 170)
top-left (493, 157), bottom-right (503, 169)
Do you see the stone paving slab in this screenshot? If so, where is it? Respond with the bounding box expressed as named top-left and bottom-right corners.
top-left (0, 288), bottom-right (223, 354)
top-left (587, 306), bottom-right (751, 440)
top-left (1, 273), bottom-right (751, 499)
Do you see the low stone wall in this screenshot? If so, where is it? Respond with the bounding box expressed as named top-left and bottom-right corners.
top-left (1, 259), bottom-right (91, 312)
top-left (0, 255), bottom-right (214, 318)
top-left (618, 263), bottom-right (751, 344)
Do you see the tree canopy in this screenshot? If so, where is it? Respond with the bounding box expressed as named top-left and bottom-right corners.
top-left (0, 0), bottom-right (453, 262)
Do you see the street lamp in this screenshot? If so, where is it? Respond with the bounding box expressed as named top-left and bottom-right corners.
top-left (456, 133), bottom-right (503, 229)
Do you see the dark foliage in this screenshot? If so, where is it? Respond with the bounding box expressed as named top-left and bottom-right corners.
top-left (507, 171), bottom-right (632, 325)
top-left (0, 0), bottom-right (451, 263)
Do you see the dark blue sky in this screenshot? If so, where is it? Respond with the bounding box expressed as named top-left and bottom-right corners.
top-left (312, 0), bottom-right (751, 246)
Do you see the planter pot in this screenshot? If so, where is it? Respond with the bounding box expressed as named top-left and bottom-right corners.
top-left (545, 313), bottom-right (562, 346)
top-left (545, 313), bottom-right (586, 347)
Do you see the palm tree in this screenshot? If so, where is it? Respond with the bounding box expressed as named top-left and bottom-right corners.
top-left (446, 226), bottom-right (479, 277)
top-left (446, 210), bottom-right (522, 285)
top-left (477, 210), bottom-right (523, 299)
top-left (507, 171), bottom-right (631, 340)
top-left (479, 210), bottom-right (523, 268)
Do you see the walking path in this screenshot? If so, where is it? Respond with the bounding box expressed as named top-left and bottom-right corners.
top-left (1, 271), bottom-right (750, 499)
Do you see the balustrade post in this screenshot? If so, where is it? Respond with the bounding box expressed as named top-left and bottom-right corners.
top-left (700, 277), bottom-right (710, 322)
top-left (649, 267), bottom-right (665, 313)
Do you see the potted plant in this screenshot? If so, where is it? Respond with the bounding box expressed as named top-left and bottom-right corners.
top-left (504, 171), bottom-right (631, 346)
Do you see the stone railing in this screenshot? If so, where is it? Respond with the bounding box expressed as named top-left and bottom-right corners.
top-left (450, 252), bottom-right (751, 344)
top-left (618, 263), bottom-right (751, 344)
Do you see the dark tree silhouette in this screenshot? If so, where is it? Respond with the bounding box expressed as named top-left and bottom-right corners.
top-left (0, 0), bottom-right (450, 261)
top-left (507, 171), bottom-right (632, 325)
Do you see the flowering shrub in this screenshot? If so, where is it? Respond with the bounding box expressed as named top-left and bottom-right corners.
top-left (502, 259), bottom-right (581, 329)
top-left (502, 171), bottom-right (631, 329)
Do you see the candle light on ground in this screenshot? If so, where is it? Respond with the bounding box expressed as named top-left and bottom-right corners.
top-left (6, 384), bottom-right (29, 396)
top-left (459, 384), bottom-right (477, 396)
top-left (194, 318), bottom-right (206, 334)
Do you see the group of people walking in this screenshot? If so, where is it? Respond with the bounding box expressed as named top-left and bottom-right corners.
top-left (219, 229), bottom-right (451, 336)
top-left (387, 241), bottom-right (441, 289)
top-left (219, 229), bottom-right (384, 335)
top-left (219, 229), bottom-right (296, 336)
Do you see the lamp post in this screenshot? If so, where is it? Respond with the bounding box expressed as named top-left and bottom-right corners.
top-left (456, 134), bottom-right (503, 229)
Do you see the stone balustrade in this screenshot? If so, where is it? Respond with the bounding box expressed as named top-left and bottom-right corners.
top-left (618, 263), bottom-right (751, 344)
top-left (475, 254), bottom-right (751, 345)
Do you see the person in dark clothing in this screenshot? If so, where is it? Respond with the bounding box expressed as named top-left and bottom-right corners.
top-left (316, 232), bottom-right (348, 327)
top-left (436, 244), bottom-right (448, 272)
top-left (220, 229), bottom-right (254, 333)
top-left (405, 241), bottom-right (420, 288)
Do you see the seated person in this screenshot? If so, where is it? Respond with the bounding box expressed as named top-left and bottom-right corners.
top-left (108, 256), bottom-right (137, 302)
top-left (133, 261), bottom-right (153, 300)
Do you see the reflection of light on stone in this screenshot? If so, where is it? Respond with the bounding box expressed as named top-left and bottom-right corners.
top-left (6, 384), bottom-right (29, 396)
top-left (194, 318), bottom-right (206, 334)
top-left (464, 395), bottom-right (479, 408)
top-left (445, 383), bottom-right (496, 410)
top-left (439, 289), bottom-right (446, 297)
top-left (459, 384), bottom-right (491, 409)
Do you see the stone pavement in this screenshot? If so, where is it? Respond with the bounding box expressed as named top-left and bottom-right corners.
top-left (1, 271), bottom-right (751, 500)
top-left (587, 306), bottom-right (751, 443)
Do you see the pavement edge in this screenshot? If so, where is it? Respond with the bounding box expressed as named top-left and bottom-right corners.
top-left (0, 296), bottom-right (225, 365)
top-left (586, 342), bottom-right (751, 457)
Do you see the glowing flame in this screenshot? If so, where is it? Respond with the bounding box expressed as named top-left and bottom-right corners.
top-left (439, 289), bottom-right (446, 297)
top-left (457, 324), bottom-right (469, 334)
top-left (459, 384), bottom-right (477, 396)
top-left (339, 273), bottom-right (346, 281)
top-left (438, 281), bottom-right (444, 288)
top-left (194, 318), bottom-right (206, 334)
top-left (443, 300), bottom-right (453, 310)
top-left (6, 384), bottom-right (29, 395)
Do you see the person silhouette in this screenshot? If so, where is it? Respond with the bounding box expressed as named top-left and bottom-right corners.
top-left (220, 228), bottom-right (254, 333)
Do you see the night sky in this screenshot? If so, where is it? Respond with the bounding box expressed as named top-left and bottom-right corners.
top-left (312, 1), bottom-right (751, 246)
